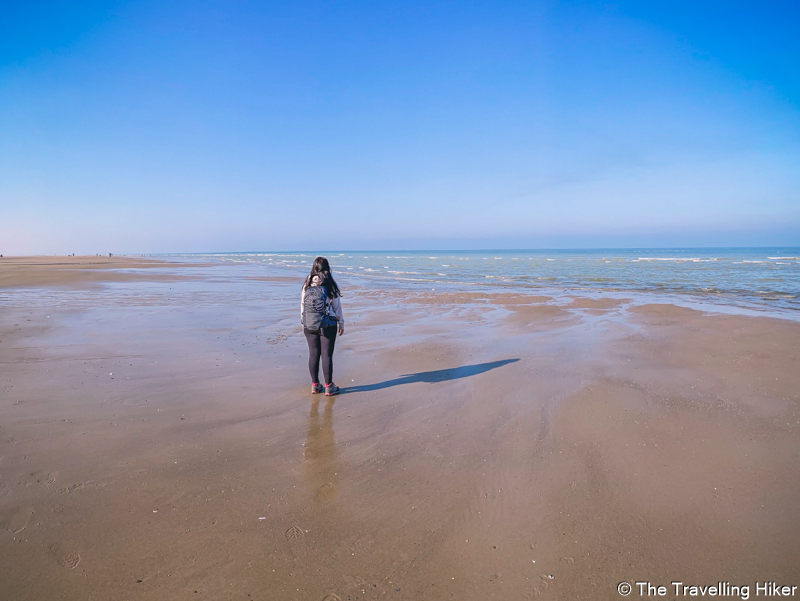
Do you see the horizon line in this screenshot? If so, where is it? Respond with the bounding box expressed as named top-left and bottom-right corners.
top-left (153, 245), bottom-right (800, 255)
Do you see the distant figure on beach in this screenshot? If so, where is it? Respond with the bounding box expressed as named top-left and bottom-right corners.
top-left (301, 257), bottom-right (345, 396)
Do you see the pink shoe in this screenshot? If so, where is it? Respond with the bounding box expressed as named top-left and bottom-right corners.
top-left (311, 382), bottom-right (324, 394)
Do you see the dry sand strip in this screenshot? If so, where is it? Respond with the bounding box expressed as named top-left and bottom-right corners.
top-left (0, 255), bottom-right (202, 288)
top-left (0, 260), bottom-right (798, 601)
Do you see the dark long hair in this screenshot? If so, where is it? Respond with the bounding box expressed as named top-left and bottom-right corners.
top-left (303, 256), bottom-right (341, 298)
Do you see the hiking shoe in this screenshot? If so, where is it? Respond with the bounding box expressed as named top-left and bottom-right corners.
top-left (311, 382), bottom-right (324, 394)
top-left (325, 383), bottom-right (340, 396)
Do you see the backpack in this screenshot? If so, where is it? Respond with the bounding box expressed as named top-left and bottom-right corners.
top-left (302, 285), bottom-right (328, 332)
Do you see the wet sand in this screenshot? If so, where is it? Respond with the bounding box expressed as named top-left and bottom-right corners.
top-left (0, 256), bottom-right (204, 289)
top-left (1, 258), bottom-right (799, 600)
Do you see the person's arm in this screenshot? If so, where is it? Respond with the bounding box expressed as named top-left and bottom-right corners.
top-left (300, 287), bottom-right (305, 324)
top-left (331, 296), bottom-right (344, 334)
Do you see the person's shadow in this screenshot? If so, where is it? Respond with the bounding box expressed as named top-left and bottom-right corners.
top-left (343, 358), bottom-right (519, 394)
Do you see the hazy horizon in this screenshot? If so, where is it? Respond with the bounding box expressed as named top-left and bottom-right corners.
top-left (160, 245), bottom-right (800, 254)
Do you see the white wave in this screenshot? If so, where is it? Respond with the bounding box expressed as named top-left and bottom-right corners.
top-left (634, 257), bottom-right (716, 262)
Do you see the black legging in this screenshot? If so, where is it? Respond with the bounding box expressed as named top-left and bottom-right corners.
top-left (304, 326), bottom-right (337, 385)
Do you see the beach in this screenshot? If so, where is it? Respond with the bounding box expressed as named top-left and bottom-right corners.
top-left (1, 257), bottom-right (799, 601)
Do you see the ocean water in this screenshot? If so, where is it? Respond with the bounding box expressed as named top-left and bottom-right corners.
top-left (168, 248), bottom-right (800, 314)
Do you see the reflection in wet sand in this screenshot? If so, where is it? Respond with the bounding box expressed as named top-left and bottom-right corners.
top-left (304, 397), bottom-right (338, 505)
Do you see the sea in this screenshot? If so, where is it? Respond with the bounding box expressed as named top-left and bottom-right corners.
top-left (165, 248), bottom-right (800, 317)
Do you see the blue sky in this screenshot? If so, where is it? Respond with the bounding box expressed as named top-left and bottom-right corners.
top-left (1, 0), bottom-right (798, 253)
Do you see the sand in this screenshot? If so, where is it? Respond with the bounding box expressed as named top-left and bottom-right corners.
top-left (0, 256), bottom-right (205, 289)
top-left (1, 257), bottom-right (798, 600)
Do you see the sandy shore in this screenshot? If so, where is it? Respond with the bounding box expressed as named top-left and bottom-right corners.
top-left (0, 255), bottom-right (205, 289)
top-left (1, 257), bottom-right (799, 600)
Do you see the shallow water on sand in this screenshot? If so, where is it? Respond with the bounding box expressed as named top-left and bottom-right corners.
top-left (164, 248), bottom-right (800, 314)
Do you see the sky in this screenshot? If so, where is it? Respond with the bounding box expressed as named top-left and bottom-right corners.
top-left (1, 0), bottom-right (798, 253)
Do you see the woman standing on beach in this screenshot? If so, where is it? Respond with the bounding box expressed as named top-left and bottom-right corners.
top-left (301, 257), bottom-right (345, 396)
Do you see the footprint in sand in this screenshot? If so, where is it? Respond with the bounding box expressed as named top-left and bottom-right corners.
top-left (531, 574), bottom-right (552, 598)
top-left (5, 506), bottom-right (35, 533)
top-left (286, 525), bottom-right (304, 540)
top-left (321, 594), bottom-right (341, 601)
top-left (34, 472), bottom-right (56, 487)
top-left (285, 525), bottom-right (308, 558)
top-left (315, 482), bottom-right (337, 502)
top-left (50, 543), bottom-right (81, 569)
top-left (58, 482), bottom-right (85, 495)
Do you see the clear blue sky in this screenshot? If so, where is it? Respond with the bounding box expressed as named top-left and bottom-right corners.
top-left (1, 0), bottom-right (798, 253)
